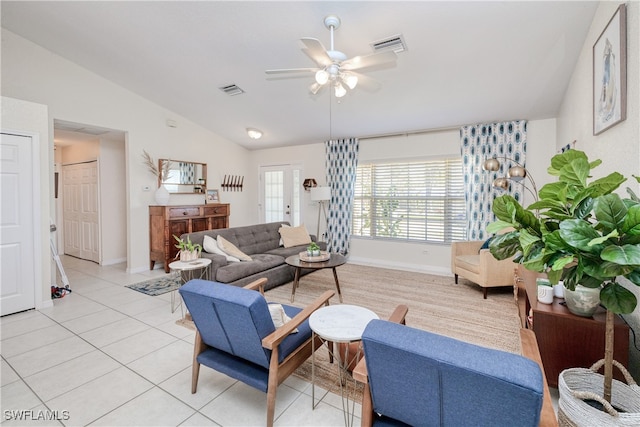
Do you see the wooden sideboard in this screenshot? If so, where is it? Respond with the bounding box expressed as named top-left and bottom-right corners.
top-left (515, 265), bottom-right (629, 387)
top-left (149, 204), bottom-right (230, 273)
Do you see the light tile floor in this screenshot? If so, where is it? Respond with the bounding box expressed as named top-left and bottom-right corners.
top-left (1, 256), bottom-right (355, 426)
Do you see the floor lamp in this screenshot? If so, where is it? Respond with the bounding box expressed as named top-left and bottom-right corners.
top-left (310, 186), bottom-right (331, 241)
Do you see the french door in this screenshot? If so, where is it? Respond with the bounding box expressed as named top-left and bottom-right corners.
top-left (259, 164), bottom-right (302, 226)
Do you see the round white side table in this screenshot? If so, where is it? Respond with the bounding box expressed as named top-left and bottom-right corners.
top-left (168, 258), bottom-right (211, 314)
top-left (309, 304), bottom-right (379, 427)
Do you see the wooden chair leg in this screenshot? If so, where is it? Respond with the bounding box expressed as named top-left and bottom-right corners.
top-left (266, 387), bottom-right (276, 427)
top-left (192, 331), bottom-right (204, 394)
top-left (191, 361), bottom-right (201, 394)
top-left (266, 351), bottom-right (281, 427)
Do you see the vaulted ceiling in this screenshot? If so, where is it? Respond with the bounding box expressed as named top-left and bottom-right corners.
top-left (1, 1), bottom-right (598, 150)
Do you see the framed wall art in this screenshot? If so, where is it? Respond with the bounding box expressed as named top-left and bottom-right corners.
top-left (593, 4), bottom-right (626, 135)
top-left (206, 189), bottom-right (220, 203)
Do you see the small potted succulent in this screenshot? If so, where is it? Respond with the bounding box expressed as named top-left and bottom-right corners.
top-left (173, 235), bottom-right (202, 262)
top-left (306, 242), bottom-right (321, 257)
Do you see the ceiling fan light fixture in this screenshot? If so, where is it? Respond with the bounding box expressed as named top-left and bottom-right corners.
top-left (343, 73), bottom-right (358, 89)
top-left (315, 69), bottom-right (329, 85)
top-left (334, 83), bottom-right (346, 98)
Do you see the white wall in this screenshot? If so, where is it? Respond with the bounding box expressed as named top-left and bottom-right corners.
top-left (556, 1), bottom-right (640, 379)
top-left (557, 3), bottom-right (639, 184)
top-left (99, 138), bottom-right (127, 265)
top-left (1, 29), bottom-right (254, 276)
top-left (251, 119), bottom-right (557, 275)
top-left (1, 96), bottom-right (52, 310)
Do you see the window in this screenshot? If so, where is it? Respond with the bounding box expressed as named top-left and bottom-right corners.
top-left (352, 158), bottom-right (466, 243)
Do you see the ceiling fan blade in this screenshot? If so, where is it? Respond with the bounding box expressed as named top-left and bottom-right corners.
top-left (342, 50), bottom-right (397, 71)
top-left (265, 68), bottom-right (317, 75)
top-left (300, 38), bottom-right (332, 67)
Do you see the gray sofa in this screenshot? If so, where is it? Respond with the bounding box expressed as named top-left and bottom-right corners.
top-left (181, 222), bottom-right (325, 290)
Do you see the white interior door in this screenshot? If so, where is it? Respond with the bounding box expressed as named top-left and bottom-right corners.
top-left (259, 164), bottom-right (302, 225)
top-left (1, 132), bottom-right (36, 315)
top-left (63, 161), bottom-right (99, 263)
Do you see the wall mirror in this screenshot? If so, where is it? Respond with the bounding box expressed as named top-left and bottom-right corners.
top-left (159, 159), bottom-right (207, 194)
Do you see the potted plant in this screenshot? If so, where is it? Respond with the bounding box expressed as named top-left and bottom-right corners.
top-left (307, 242), bottom-right (321, 257)
top-left (487, 150), bottom-right (640, 420)
top-left (174, 235), bottom-right (202, 262)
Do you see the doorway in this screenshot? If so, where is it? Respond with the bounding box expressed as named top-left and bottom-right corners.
top-left (54, 120), bottom-right (126, 266)
top-left (259, 164), bottom-right (303, 225)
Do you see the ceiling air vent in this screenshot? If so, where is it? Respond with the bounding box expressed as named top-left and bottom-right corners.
top-left (371, 34), bottom-right (407, 53)
top-left (219, 84), bottom-right (245, 96)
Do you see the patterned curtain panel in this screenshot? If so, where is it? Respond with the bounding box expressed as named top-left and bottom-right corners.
top-left (459, 120), bottom-right (527, 240)
top-left (325, 138), bottom-right (359, 255)
top-left (180, 162), bottom-right (195, 184)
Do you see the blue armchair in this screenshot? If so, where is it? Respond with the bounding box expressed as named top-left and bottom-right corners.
top-left (354, 320), bottom-right (544, 426)
top-left (179, 278), bottom-right (334, 427)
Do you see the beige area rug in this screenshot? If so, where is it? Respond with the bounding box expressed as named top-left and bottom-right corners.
top-left (265, 263), bottom-right (521, 402)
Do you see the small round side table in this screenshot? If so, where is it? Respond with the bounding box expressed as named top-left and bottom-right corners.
top-left (168, 258), bottom-right (211, 315)
top-left (309, 304), bottom-right (379, 427)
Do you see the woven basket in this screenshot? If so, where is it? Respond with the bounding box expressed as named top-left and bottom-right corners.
top-left (558, 359), bottom-right (640, 427)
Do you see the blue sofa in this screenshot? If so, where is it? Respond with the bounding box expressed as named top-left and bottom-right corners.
top-left (357, 320), bottom-right (544, 426)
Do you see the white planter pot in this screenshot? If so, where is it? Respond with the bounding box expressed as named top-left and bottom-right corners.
top-left (155, 185), bottom-right (170, 205)
top-left (564, 285), bottom-right (601, 317)
top-left (179, 250), bottom-right (200, 262)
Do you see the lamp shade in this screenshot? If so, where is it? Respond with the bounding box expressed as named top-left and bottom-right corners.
top-left (507, 166), bottom-right (527, 182)
top-left (492, 177), bottom-right (510, 190)
top-left (482, 158), bottom-right (501, 172)
top-left (310, 186), bottom-right (331, 201)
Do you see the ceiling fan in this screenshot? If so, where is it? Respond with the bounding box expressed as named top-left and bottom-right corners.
top-left (266, 15), bottom-right (397, 98)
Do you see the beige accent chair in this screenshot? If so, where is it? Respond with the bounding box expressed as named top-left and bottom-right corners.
top-left (451, 240), bottom-right (515, 298)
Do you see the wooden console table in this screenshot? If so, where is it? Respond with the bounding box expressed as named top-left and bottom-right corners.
top-left (515, 265), bottom-right (629, 388)
top-left (149, 204), bottom-right (230, 272)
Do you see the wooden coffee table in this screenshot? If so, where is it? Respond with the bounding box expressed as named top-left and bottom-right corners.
top-left (285, 253), bottom-right (346, 303)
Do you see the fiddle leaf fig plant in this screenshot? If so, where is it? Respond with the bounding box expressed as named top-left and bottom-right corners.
top-left (486, 149), bottom-right (640, 404)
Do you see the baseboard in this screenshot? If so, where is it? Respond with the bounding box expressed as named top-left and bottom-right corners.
top-left (38, 298), bottom-right (54, 310)
top-left (128, 264), bottom-right (157, 274)
top-left (101, 257), bottom-right (127, 266)
top-left (347, 256), bottom-right (451, 277)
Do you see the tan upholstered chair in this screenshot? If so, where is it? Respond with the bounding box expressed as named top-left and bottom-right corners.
top-left (450, 240), bottom-right (515, 298)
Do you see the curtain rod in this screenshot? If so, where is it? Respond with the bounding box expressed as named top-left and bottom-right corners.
top-left (358, 125), bottom-right (461, 141)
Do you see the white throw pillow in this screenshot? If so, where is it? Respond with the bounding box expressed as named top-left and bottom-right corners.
top-left (217, 235), bottom-right (252, 261)
top-left (202, 235), bottom-right (240, 262)
top-left (278, 224), bottom-right (312, 248)
top-left (278, 223), bottom-right (289, 246)
top-left (268, 303), bottom-right (298, 333)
